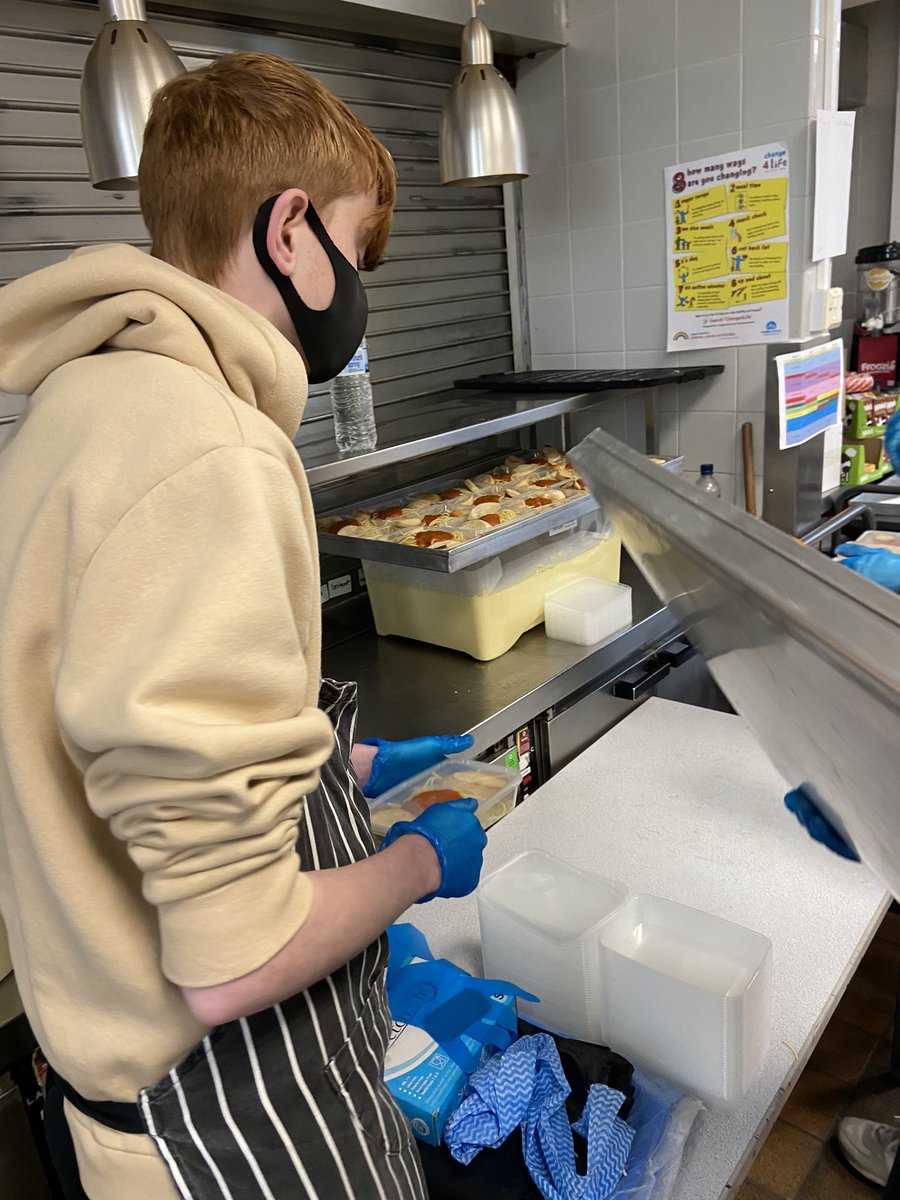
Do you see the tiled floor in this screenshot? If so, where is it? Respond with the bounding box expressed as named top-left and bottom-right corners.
top-left (736, 908), bottom-right (900, 1200)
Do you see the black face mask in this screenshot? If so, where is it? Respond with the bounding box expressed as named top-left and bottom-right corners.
top-left (252, 195), bottom-right (369, 384)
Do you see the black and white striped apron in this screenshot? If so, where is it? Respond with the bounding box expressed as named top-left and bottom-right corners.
top-left (137, 679), bottom-right (427, 1200)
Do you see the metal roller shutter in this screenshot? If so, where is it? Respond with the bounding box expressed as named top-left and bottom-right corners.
top-left (0, 0), bottom-right (516, 426)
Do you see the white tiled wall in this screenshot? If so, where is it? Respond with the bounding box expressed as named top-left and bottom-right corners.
top-left (519, 0), bottom-right (828, 504)
top-left (831, 1), bottom-right (900, 339)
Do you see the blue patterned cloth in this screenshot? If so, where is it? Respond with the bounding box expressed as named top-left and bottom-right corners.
top-left (444, 1033), bottom-right (634, 1200)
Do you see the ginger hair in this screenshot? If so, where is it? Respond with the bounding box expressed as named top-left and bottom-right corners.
top-left (138, 51), bottom-right (396, 284)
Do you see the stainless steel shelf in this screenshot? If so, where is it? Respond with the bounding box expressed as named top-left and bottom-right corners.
top-left (323, 555), bottom-right (677, 752)
top-left (297, 388), bottom-right (619, 488)
top-left (298, 368), bottom-right (723, 490)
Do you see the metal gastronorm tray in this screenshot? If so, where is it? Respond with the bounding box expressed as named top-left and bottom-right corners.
top-left (570, 428), bottom-right (900, 898)
top-left (316, 463), bottom-right (598, 574)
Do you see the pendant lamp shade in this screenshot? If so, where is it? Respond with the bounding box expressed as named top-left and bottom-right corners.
top-left (80, 0), bottom-right (185, 190)
top-left (439, 5), bottom-right (528, 188)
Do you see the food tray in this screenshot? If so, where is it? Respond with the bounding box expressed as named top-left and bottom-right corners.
top-left (316, 464), bottom-right (599, 574)
top-left (367, 758), bottom-right (520, 842)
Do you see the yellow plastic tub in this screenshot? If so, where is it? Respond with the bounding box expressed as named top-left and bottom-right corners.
top-left (364, 526), bottom-right (622, 660)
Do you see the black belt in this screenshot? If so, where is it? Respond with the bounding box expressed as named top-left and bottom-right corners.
top-left (55, 1072), bottom-right (145, 1136)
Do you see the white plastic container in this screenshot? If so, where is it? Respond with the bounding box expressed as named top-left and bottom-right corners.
top-left (544, 577), bottom-right (632, 646)
top-left (367, 758), bottom-right (519, 843)
top-left (364, 525), bottom-right (621, 661)
top-left (478, 850), bottom-right (628, 1042)
top-left (599, 894), bottom-right (773, 1108)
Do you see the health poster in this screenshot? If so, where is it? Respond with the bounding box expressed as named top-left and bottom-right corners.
top-left (672, 185), bottom-right (729, 225)
top-left (672, 222), bottom-right (729, 255)
top-left (776, 338), bottom-right (844, 450)
top-left (728, 272), bottom-right (787, 306)
top-left (675, 280), bottom-right (730, 311)
top-left (729, 209), bottom-right (787, 244)
top-left (729, 242), bottom-right (788, 275)
top-left (665, 143), bottom-right (789, 350)
top-left (728, 178), bottom-right (788, 212)
top-left (673, 245), bottom-right (730, 285)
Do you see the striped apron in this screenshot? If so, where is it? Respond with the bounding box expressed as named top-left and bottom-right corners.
top-left (137, 679), bottom-right (427, 1200)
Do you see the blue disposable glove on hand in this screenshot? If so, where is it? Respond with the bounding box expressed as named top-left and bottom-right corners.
top-left (834, 543), bottom-right (900, 593)
top-left (885, 409), bottom-right (900, 472)
top-left (380, 797), bottom-right (487, 902)
top-left (361, 733), bottom-right (475, 799)
top-left (784, 788), bottom-right (859, 861)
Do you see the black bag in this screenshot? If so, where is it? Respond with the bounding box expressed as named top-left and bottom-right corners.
top-left (417, 1022), bottom-right (634, 1200)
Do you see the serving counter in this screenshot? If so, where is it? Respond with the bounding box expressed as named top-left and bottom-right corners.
top-left (409, 697), bottom-right (891, 1199)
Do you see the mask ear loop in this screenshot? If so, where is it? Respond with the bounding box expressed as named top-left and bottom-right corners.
top-left (252, 194), bottom-right (302, 315)
top-left (252, 193), bottom-right (364, 319)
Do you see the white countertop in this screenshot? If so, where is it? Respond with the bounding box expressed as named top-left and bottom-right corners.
top-left (409, 698), bottom-right (890, 1199)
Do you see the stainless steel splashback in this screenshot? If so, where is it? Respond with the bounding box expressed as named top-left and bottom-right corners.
top-left (570, 428), bottom-right (900, 897)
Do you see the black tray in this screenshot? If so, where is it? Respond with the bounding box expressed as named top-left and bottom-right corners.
top-left (453, 366), bottom-right (725, 393)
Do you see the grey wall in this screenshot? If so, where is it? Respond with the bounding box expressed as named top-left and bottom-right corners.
top-left (832, 0), bottom-right (900, 338)
top-left (516, 0), bottom-right (836, 509)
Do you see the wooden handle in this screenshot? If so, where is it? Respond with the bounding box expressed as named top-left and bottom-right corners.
top-left (741, 421), bottom-right (757, 516)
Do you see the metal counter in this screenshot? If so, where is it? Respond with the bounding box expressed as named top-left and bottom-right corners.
top-left (323, 555), bottom-right (678, 753)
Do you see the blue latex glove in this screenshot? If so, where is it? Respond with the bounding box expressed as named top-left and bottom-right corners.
top-left (885, 409), bottom-right (900, 472)
top-left (784, 788), bottom-right (859, 861)
top-left (834, 542), bottom-right (900, 592)
top-left (380, 797), bottom-right (487, 902)
top-left (361, 733), bottom-right (474, 798)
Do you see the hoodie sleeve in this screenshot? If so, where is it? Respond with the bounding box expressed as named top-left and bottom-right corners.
top-left (55, 446), bottom-right (335, 989)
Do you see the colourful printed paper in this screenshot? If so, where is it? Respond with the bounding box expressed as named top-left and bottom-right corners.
top-left (777, 339), bottom-right (844, 450)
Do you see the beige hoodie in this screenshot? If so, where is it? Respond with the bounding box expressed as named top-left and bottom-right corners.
top-left (0, 244), bottom-right (334, 1100)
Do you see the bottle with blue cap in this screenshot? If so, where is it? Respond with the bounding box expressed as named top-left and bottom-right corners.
top-left (695, 463), bottom-right (721, 498)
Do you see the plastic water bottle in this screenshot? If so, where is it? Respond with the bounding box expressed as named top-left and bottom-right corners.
top-left (695, 463), bottom-right (722, 498)
top-left (330, 338), bottom-right (377, 454)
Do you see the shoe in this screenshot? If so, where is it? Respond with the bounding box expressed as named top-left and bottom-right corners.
top-left (837, 1117), bottom-right (900, 1187)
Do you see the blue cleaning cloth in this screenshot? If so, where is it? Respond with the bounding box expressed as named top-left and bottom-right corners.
top-left (444, 1033), bottom-right (634, 1200)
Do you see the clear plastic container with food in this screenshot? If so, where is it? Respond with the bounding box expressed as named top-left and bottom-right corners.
top-left (854, 529), bottom-right (900, 555)
top-left (367, 759), bottom-right (520, 842)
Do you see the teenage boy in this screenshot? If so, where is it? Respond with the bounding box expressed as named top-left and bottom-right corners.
top-left (0, 52), bottom-right (485, 1200)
